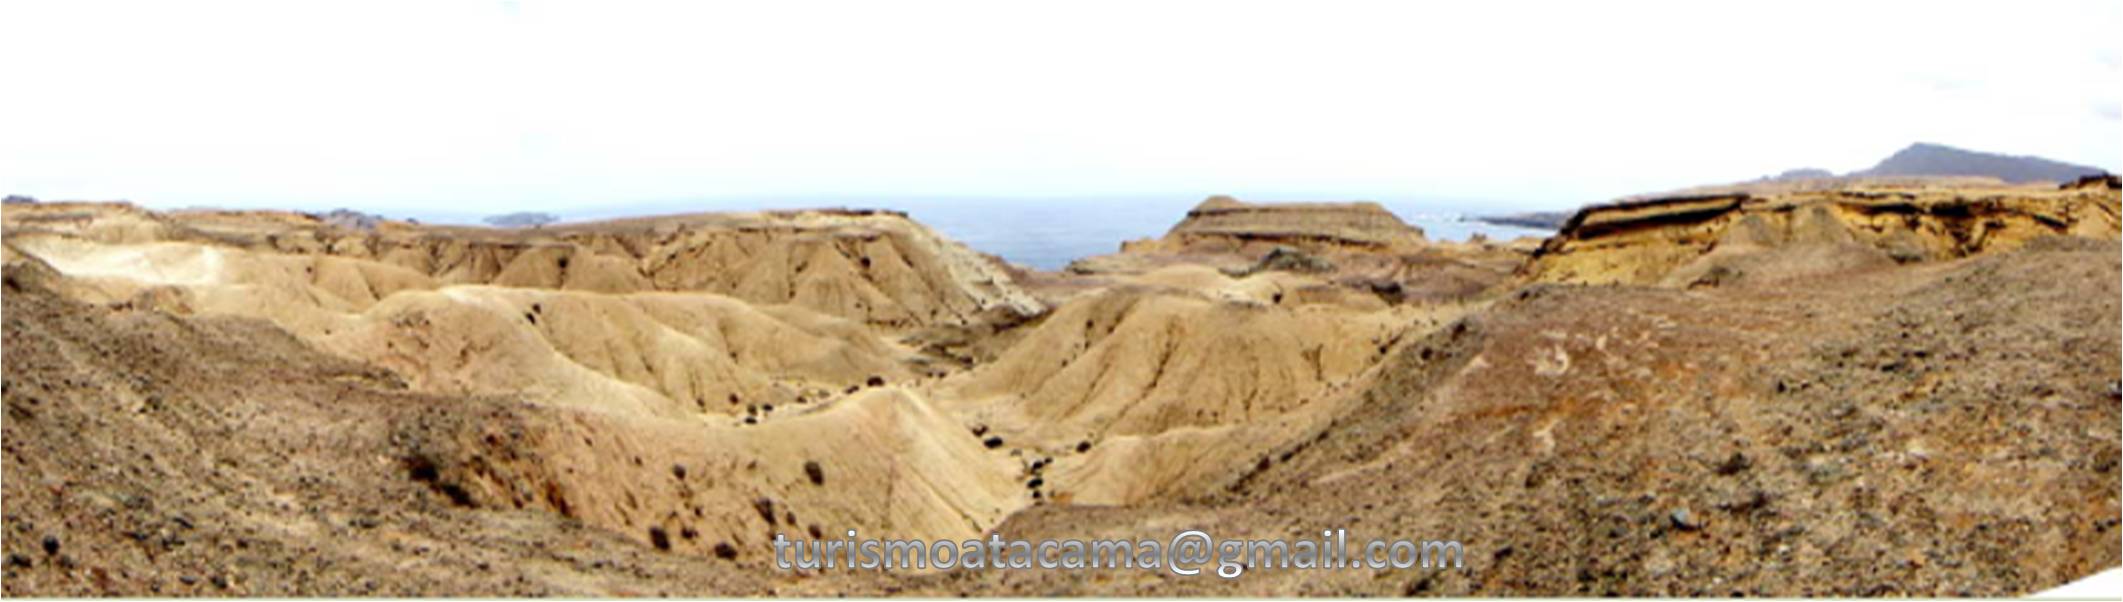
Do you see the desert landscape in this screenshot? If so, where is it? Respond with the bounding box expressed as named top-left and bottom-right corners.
top-left (3, 150), bottom-right (2118, 595)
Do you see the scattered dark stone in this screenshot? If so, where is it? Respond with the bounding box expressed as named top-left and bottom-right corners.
top-left (672, 464), bottom-right (687, 480)
top-left (804, 461), bottom-right (825, 486)
top-left (971, 424), bottom-right (989, 437)
top-left (752, 498), bottom-right (777, 525)
top-left (680, 527), bottom-right (699, 540)
top-left (982, 436), bottom-right (1004, 449)
top-left (40, 535), bottom-right (58, 556)
top-left (866, 375), bottom-right (887, 387)
top-left (807, 524), bottom-right (824, 539)
top-left (1713, 452), bottom-right (1752, 476)
top-left (648, 527), bottom-right (671, 551)
top-left (405, 456), bottom-right (441, 483)
top-left (1404, 573), bottom-right (1436, 595)
top-left (713, 542), bottom-right (739, 560)
top-left (1026, 477), bottom-right (1044, 489)
top-left (1689, 265), bottom-right (1739, 289)
top-left (6, 553), bottom-right (30, 568)
top-left (1721, 490), bottom-right (1771, 514)
top-left (1351, 278), bottom-right (1406, 305)
top-left (742, 416), bottom-right (757, 425)
top-left (1075, 440), bottom-right (1092, 453)
top-left (1670, 508), bottom-right (1703, 532)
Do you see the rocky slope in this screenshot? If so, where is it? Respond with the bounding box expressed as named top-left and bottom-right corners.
top-left (1523, 179), bottom-right (2122, 286)
top-left (875, 235), bottom-right (2123, 596)
top-left (4, 189), bottom-right (2118, 596)
top-left (3, 203), bottom-right (1051, 582)
top-left (0, 260), bottom-right (773, 595)
top-left (5, 199), bottom-right (1457, 593)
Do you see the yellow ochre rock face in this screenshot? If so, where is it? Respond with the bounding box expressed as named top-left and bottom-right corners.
top-left (1523, 177), bottom-right (2122, 287)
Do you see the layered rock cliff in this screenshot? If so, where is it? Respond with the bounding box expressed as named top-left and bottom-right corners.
top-left (1124, 195), bottom-right (1427, 255)
top-left (1523, 179), bottom-right (2121, 286)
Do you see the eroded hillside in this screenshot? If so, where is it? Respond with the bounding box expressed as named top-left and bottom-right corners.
top-left (927, 235), bottom-right (2121, 596)
top-left (4, 185), bottom-right (2118, 596)
top-left (4, 203), bottom-right (1041, 329)
top-left (4, 199), bottom-right (1473, 593)
top-left (1524, 176), bottom-right (2122, 287)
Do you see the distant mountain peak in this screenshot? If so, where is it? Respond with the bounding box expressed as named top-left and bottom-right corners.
top-left (1855, 142), bottom-right (2106, 184)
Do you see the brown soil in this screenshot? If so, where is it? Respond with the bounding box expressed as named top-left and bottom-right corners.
top-left (896, 236), bottom-right (2122, 596)
top-left (3, 187), bottom-right (2118, 596)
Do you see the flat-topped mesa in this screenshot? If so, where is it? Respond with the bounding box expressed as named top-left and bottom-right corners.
top-left (1057, 196), bottom-right (1524, 306)
top-left (1523, 179), bottom-right (2123, 287)
top-left (1130, 195), bottom-right (1426, 255)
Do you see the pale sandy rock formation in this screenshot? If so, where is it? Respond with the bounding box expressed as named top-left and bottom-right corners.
top-left (1057, 196), bottom-right (1523, 309)
top-left (1124, 195), bottom-right (1426, 255)
top-left (401, 386), bottom-right (1027, 557)
top-left (6, 186), bottom-right (2116, 596)
top-left (1523, 180), bottom-right (2122, 286)
top-left (2, 202), bottom-right (1037, 568)
top-left (3, 203), bottom-right (1043, 329)
top-left (933, 285), bottom-right (1459, 506)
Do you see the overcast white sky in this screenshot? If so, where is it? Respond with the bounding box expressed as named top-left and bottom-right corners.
top-left (3, 0), bottom-right (2118, 214)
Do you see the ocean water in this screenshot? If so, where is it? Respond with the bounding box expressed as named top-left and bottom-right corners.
top-left (561, 197), bottom-right (1558, 271)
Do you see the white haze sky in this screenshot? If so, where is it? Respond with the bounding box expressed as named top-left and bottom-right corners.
top-left (3, 0), bottom-right (2119, 215)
